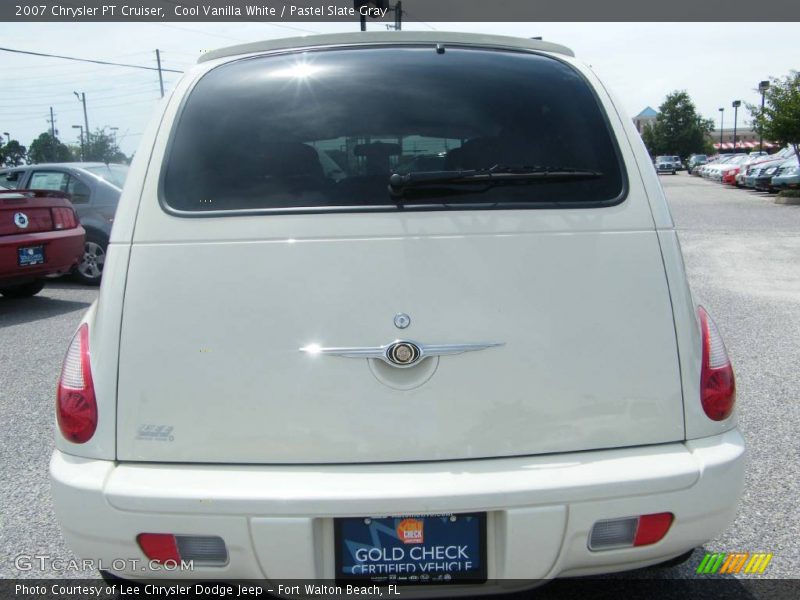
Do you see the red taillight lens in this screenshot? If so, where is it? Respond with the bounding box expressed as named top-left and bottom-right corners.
top-left (57, 323), bottom-right (97, 443)
top-left (697, 306), bottom-right (736, 421)
top-left (137, 534), bottom-right (181, 563)
top-left (51, 207), bottom-right (78, 230)
top-left (633, 512), bottom-right (674, 546)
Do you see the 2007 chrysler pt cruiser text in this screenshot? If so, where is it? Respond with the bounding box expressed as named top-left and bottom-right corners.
top-left (50, 31), bottom-right (744, 594)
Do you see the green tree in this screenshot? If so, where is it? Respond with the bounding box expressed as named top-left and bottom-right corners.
top-left (27, 132), bottom-right (75, 164)
top-left (1, 139), bottom-right (27, 166)
top-left (748, 71), bottom-right (800, 164)
top-left (641, 91), bottom-right (714, 159)
top-left (84, 128), bottom-right (127, 163)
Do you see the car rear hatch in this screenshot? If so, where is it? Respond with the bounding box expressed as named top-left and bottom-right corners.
top-left (1, 191), bottom-right (61, 236)
top-left (116, 44), bottom-right (684, 464)
top-left (0, 190), bottom-right (80, 233)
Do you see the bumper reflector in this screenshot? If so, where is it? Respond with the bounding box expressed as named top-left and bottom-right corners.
top-left (589, 512), bottom-right (674, 551)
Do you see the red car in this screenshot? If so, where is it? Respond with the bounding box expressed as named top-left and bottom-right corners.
top-left (720, 155), bottom-right (750, 185)
top-left (0, 190), bottom-right (85, 298)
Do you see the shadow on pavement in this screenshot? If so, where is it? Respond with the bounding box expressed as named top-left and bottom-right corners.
top-left (0, 295), bottom-right (91, 328)
top-left (43, 279), bottom-right (95, 290)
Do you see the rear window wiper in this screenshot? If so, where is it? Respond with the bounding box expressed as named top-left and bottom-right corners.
top-left (387, 165), bottom-right (603, 200)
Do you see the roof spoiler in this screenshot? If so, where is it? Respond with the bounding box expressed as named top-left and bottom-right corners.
top-left (199, 31), bottom-right (575, 63)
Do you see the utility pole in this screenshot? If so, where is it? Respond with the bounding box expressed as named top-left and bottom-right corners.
top-left (72, 125), bottom-right (84, 160)
top-left (718, 108), bottom-right (724, 150)
top-left (394, 1), bottom-right (402, 30)
top-left (48, 106), bottom-right (57, 158)
top-left (74, 92), bottom-right (90, 154)
top-left (758, 80), bottom-right (770, 154)
top-left (156, 49), bottom-right (165, 98)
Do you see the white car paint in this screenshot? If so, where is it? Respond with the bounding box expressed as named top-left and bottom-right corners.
top-left (50, 31), bottom-right (744, 591)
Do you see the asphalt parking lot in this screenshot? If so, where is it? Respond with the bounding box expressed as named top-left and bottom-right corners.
top-left (1, 174), bottom-right (798, 591)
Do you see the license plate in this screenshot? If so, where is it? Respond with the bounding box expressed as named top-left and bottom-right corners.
top-left (334, 513), bottom-right (487, 585)
top-left (18, 245), bottom-right (45, 266)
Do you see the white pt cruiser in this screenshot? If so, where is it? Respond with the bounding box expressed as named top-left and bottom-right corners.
top-left (50, 31), bottom-right (744, 594)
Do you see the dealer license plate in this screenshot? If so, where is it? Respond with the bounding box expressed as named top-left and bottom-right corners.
top-left (334, 513), bottom-right (487, 585)
top-left (18, 245), bottom-right (45, 266)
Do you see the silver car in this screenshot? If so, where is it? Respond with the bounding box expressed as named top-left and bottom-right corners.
top-left (654, 155), bottom-right (677, 175)
top-left (0, 162), bottom-right (128, 284)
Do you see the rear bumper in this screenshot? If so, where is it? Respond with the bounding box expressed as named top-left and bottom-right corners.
top-left (50, 429), bottom-right (745, 591)
top-left (0, 227), bottom-right (84, 283)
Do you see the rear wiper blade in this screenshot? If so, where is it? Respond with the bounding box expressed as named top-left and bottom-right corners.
top-left (388, 165), bottom-right (603, 199)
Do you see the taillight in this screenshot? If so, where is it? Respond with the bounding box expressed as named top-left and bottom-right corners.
top-left (51, 207), bottom-right (78, 230)
top-left (697, 306), bottom-right (735, 421)
top-left (57, 323), bottom-right (97, 443)
top-left (137, 534), bottom-right (181, 564)
top-left (633, 513), bottom-right (674, 546)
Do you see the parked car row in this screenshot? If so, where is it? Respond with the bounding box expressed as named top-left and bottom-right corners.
top-left (692, 147), bottom-right (800, 192)
top-left (0, 162), bottom-right (128, 285)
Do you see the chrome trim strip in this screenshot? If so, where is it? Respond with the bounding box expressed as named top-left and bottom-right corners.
top-left (299, 340), bottom-right (504, 369)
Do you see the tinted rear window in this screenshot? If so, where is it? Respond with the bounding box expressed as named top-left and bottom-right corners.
top-left (163, 47), bottom-right (624, 213)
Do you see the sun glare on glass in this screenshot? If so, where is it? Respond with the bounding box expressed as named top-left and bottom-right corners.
top-left (269, 62), bottom-right (325, 79)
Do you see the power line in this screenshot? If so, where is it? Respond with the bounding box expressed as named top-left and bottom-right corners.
top-left (6, 72), bottom-right (179, 89)
top-left (5, 80), bottom-right (158, 93)
top-left (401, 10), bottom-right (437, 30)
top-left (0, 47), bottom-right (184, 74)
top-left (3, 68), bottom-right (157, 85)
top-left (0, 85), bottom-right (168, 106)
top-left (0, 98), bottom-right (160, 118)
top-left (155, 22), bottom-right (250, 41)
top-left (0, 49), bottom-right (163, 72)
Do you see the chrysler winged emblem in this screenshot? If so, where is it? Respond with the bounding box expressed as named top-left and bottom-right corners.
top-left (299, 339), bottom-right (503, 369)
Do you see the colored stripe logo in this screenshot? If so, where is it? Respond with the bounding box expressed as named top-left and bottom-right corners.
top-left (696, 552), bottom-right (773, 574)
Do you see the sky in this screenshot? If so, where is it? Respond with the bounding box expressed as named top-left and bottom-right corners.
top-left (2, 21), bottom-right (798, 158)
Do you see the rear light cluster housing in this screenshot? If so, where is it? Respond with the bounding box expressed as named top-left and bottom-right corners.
top-left (57, 323), bottom-right (97, 443)
top-left (51, 206), bottom-right (78, 230)
top-left (589, 512), bottom-right (674, 551)
top-left (137, 534), bottom-right (228, 566)
top-left (697, 306), bottom-right (736, 421)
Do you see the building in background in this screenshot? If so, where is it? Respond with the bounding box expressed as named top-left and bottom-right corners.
top-left (633, 105), bottom-right (777, 152)
top-left (707, 126), bottom-right (777, 151)
top-left (633, 106), bottom-right (658, 133)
